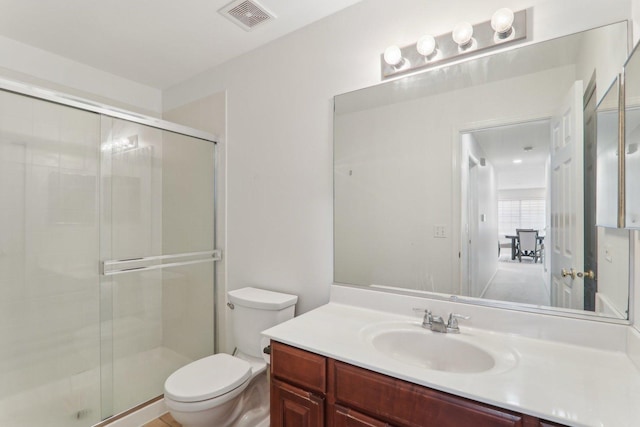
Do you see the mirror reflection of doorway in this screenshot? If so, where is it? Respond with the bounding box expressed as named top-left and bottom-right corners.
top-left (461, 119), bottom-right (553, 307)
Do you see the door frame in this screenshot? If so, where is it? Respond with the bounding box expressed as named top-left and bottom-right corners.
top-left (452, 112), bottom-right (554, 299)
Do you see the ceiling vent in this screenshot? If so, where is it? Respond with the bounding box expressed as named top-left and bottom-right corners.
top-left (219, 0), bottom-right (276, 32)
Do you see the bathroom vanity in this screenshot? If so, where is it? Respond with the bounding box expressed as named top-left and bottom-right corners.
top-left (270, 341), bottom-right (562, 427)
top-left (262, 286), bottom-right (640, 427)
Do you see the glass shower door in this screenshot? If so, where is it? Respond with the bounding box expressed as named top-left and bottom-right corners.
top-left (100, 116), bottom-right (216, 417)
top-left (0, 91), bottom-right (102, 427)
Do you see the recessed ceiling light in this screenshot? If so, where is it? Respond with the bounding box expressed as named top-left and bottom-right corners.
top-left (513, 159), bottom-right (523, 164)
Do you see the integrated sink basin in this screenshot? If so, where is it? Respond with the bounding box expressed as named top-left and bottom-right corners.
top-left (361, 321), bottom-right (517, 374)
top-left (372, 330), bottom-right (495, 373)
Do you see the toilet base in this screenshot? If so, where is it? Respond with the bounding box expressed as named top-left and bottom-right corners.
top-left (167, 371), bottom-right (269, 427)
top-left (229, 372), bottom-right (269, 427)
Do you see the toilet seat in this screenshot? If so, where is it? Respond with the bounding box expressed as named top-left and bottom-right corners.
top-left (164, 353), bottom-right (252, 403)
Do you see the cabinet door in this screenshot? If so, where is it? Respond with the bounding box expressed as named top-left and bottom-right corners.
top-left (330, 360), bottom-right (525, 427)
top-left (332, 404), bottom-right (391, 427)
top-left (271, 341), bottom-right (327, 394)
top-left (271, 378), bottom-right (324, 427)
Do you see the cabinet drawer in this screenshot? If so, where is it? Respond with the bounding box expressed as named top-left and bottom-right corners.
top-left (332, 404), bottom-right (392, 427)
top-left (329, 360), bottom-right (525, 427)
top-left (271, 341), bottom-right (327, 394)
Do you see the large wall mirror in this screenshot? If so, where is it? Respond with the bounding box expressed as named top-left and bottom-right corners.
top-left (626, 42), bottom-right (640, 228)
top-left (334, 22), bottom-right (632, 321)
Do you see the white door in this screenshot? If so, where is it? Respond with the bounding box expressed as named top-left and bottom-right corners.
top-left (550, 81), bottom-right (584, 310)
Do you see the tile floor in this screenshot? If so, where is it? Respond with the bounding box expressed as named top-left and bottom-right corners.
top-left (143, 413), bottom-right (181, 427)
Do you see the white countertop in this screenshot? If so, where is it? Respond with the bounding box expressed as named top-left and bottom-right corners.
top-left (262, 302), bottom-right (640, 427)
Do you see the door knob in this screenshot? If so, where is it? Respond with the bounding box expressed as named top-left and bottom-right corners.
top-left (577, 270), bottom-right (595, 280)
top-left (561, 268), bottom-right (595, 280)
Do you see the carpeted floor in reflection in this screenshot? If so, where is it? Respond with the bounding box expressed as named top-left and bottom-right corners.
top-left (482, 255), bottom-right (550, 306)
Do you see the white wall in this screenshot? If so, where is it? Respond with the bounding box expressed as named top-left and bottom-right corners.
top-left (597, 228), bottom-right (631, 317)
top-left (465, 134), bottom-right (499, 298)
top-left (163, 0), bottom-right (635, 315)
top-left (498, 166), bottom-right (547, 190)
top-left (0, 34), bottom-right (162, 116)
top-left (633, 0), bottom-right (640, 45)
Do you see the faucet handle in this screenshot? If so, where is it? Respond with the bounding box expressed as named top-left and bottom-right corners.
top-left (413, 308), bottom-right (432, 327)
top-left (446, 313), bottom-right (470, 332)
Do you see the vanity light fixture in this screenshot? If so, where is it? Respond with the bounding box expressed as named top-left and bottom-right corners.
top-left (491, 8), bottom-right (515, 39)
top-left (452, 22), bottom-right (475, 50)
top-left (383, 45), bottom-right (405, 67)
top-left (380, 8), bottom-right (527, 79)
top-left (416, 35), bottom-right (438, 59)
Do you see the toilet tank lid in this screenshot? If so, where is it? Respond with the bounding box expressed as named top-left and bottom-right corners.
top-left (228, 287), bottom-right (298, 310)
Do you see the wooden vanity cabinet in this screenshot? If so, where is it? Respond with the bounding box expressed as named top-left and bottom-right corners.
top-left (270, 341), bottom-right (566, 427)
top-left (271, 341), bottom-right (327, 427)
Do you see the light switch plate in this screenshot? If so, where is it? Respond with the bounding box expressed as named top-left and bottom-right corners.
top-left (434, 225), bottom-right (447, 238)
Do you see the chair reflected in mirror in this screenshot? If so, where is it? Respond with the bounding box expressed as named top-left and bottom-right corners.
top-left (516, 229), bottom-right (541, 263)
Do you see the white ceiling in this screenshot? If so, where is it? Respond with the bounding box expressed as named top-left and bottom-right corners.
top-left (0, 0), bottom-right (361, 89)
top-left (472, 120), bottom-right (551, 190)
top-left (473, 120), bottom-right (551, 168)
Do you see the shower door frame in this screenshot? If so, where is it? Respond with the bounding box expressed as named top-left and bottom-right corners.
top-left (0, 77), bottom-right (220, 425)
top-left (0, 78), bottom-right (216, 143)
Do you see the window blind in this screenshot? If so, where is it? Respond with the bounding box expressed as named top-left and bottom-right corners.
top-left (498, 199), bottom-right (545, 235)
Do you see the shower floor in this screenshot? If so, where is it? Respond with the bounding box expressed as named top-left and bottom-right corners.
top-left (0, 346), bottom-right (191, 427)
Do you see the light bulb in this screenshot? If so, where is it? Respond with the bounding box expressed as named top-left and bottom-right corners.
top-left (452, 22), bottom-right (474, 47)
top-left (491, 8), bottom-right (515, 35)
top-left (383, 45), bottom-right (403, 66)
top-left (416, 35), bottom-right (437, 57)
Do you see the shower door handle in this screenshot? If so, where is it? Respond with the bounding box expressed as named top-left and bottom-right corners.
top-left (102, 250), bottom-right (222, 276)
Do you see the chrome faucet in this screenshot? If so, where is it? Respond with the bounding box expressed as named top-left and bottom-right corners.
top-left (430, 315), bottom-right (448, 333)
top-left (414, 308), bottom-right (469, 333)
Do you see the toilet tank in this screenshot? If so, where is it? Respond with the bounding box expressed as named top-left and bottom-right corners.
top-left (228, 287), bottom-right (297, 358)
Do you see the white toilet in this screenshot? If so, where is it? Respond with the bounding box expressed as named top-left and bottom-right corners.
top-left (164, 287), bottom-right (297, 427)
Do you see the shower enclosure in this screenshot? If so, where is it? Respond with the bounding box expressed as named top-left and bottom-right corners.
top-left (0, 81), bottom-right (218, 426)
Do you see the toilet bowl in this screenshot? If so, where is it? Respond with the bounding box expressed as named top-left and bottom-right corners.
top-left (164, 287), bottom-right (297, 427)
